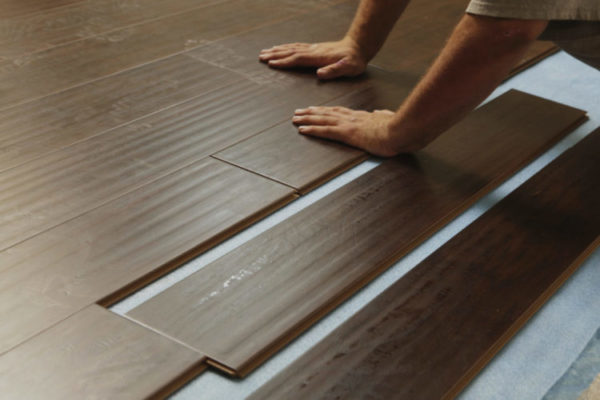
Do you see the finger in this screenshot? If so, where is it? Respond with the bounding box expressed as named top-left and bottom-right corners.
top-left (292, 115), bottom-right (339, 126)
top-left (259, 49), bottom-right (295, 61)
top-left (297, 125), bottom-right (343, 142)
top-left (268, 53), bottom-right (328, 68)
top-left (374, 109), bottom-right (395, 115)
top-left (294, 106), bottom-right (353, 118)
top-left (260, 43), bottom-right (311, 53)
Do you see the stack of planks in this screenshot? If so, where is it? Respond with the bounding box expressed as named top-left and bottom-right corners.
top-left (0, 0), bottom-right (594, 398)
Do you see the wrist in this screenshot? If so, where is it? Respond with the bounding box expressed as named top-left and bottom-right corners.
top-left (341, 36), bottom-right (371, 63)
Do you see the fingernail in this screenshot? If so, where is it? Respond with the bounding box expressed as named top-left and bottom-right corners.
top-left (299, 126), bottom-right (307, 133)
top-left (295, 108), bottom-right (305, 113)
top-left (292, 116), bottom-right (300, 122)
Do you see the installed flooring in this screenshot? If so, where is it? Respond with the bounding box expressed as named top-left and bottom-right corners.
top-left (0, 0), bottom-right (567, 396)
top-left (250, 127), bottom-right (600, 400)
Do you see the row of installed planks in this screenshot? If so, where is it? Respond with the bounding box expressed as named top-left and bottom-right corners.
top-left (0, 0), bottom-right (568, 398)
top-left (1, 90), bottom-right (597, 398)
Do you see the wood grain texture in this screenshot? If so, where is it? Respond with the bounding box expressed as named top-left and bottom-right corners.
top-left (0, 54), bottom-right (241, 173)
top-left (0, 158), bottom-right (295, 354)
top-left (0, 0), bottom-right (331, 109)
top-left (213, 68), bottom-right (413, 193)
top-left (0, 0), bottom-right (223, 60)
top-left (0, 305), bottom-right (205, 400)
top-left (251, 128), bottom-right (600, 400)
top-left (0, 0), bottom-right (83, 19)
top-left (127, 90), bottom-right (586, 376)
top-left (0, 77), bottom-right (313, 252)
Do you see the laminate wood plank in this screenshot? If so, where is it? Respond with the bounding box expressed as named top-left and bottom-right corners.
top-left (0, 305), bottom-right (205, 399)
top-left (0, 0), bottom-right (227, 60)
top-left (0, 78), bottom-right (321, 253)
top-left (0, 0), bottom-right (331, 109)
top-left (213, 68), bottom-right (414, 193)
top-left (127, 90), bottom-right (586, 377)
top-left (0, 158), bottom-right (295, 354)
top-left (0, 54), bottom-right (241, 173)
top-left (251, 127), bottom-right (600, 400)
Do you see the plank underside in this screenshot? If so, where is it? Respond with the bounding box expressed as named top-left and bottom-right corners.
top-left (250, 128), bottom-right (600, 400)
top-left (127, 90), bottom-right (586, 377)
top-left (0, 305), bottom-right (205, 400)
top-left (0, 158), bottom-right (295, 354)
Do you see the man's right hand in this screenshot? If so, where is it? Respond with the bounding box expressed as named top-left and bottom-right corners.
top-left (258, 38), bottom-right (368, 79)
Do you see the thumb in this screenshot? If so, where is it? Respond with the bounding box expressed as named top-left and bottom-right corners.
top-left (317, 58), bottom-right (355, 79)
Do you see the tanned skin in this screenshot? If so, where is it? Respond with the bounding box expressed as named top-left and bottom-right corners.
top-left (259, 0), bottom-right (548, 156)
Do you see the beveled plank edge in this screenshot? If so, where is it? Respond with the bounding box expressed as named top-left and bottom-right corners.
top-left (206, 111), bottom-right (588, 378)
top-left (98, 189), bottom-right (299, 307)
top-left (446, 236), bottom-right (600, 400)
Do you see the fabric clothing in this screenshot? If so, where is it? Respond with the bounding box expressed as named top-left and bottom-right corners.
top-left (466, 0), bottom-right (600, 70)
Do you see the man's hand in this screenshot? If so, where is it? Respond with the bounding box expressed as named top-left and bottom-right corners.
top-left (293, 106), bottom-right (408, 157)
top-left (259, 39), bottom-right (367, 79)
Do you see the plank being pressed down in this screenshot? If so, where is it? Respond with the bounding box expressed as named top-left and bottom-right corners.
top-left (0, 305), bottom-right (205, 399)
top-left (0, 54), bottom-right (241, 173)
top-left (251, 128), bottom-right (600, 400)
top-left (127, 90), bottom-right (586, 377)
top-left (213, 68), bottom-right (414, 193)
top-left (0, 158), bottom-right (295, 354)
top-left (0, 0), bottom-right (332, 110)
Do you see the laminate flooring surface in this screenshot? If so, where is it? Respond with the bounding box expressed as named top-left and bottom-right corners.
top-left (127, 90), bottom-right (586, 377)
top-left (0, 305), bottom-right (205, 400)
top-left (0, 54), bottom-right (240, 173)
top-left (0, 0), bottom-right (332, 109)
top-left (251, 127), bottom-right (600, 400)
top-left (0, 158), bottom-right (295, 354)
top-left (0, 0), bottom-right (224, 59)
top-left (0, 77), bottom-right (315, 253)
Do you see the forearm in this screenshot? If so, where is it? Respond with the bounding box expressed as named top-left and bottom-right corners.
top-left (345, 0), bottom-right (412, 61)
top-left (388, 14), bottom-right (548, 152)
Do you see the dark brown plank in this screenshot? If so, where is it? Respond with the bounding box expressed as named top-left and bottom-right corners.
top-left (0, 0), bottom-right (332, 109)
top-left (0, 158), bottom-right (295, 354)
top-left (0, 54), bottom-right (240, 173)
top-left (0, 76), bottom-right (318, 252)
top-left (251, 128), bottom-right (600, 400)
top-left (127, 90), bottom-right (586, 377)
top-left (0, 0), bottom-right (224, 59)
top-left (186, 1), bottom-right (382, 101)
top-left (0, 305), bottom-right (205, 399)
top-left (213, 68), bottom-right (414, 193)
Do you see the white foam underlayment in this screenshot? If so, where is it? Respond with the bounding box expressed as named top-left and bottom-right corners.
top-left (111, 51), bottom-right (600, 400)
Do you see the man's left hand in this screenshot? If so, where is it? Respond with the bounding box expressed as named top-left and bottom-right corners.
top-left (292, 106), bottom-right (400, 157)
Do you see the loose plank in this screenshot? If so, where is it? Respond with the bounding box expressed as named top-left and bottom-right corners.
top-left (0, 0), bottom-right (330, 109)
top-left (251, 128), bottom-right (600, 400)
top-left (0, 77), bottom-right (315, 252)
top-left (0, 158), bottom-right (295, 354)
top-left (0, 54), bottom-right (240, 173)
top-left (0, 305), bottom-right (205, 399)
top-left (213, 68), bottom-right (414, 193)
top-left (127, 90), bottom-right (586, 376)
